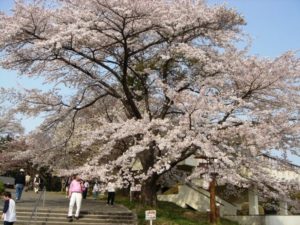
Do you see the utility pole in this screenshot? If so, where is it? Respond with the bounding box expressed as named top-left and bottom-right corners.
top-left (209, 173), bottom-right (218, 225)
top-left (195, 155), bottom-right (219, 225)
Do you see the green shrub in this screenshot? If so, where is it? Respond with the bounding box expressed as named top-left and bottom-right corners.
top-left (116, 195), bottom-right (238, 225)
top-left (0, 180), bottom-right (5, 194)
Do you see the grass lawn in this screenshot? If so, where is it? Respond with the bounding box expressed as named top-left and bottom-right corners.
top-left (116, 195), bottom-right (238, 225)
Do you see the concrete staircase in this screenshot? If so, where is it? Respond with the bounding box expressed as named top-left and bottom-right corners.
top-left (16, 207), bottom-right (136, 225)
top-left (158, 183), bottom-right (237, 216)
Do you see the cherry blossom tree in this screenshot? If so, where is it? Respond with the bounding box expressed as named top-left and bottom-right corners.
top-left (0, 88), bottom-right (25, 172)
top-left (0, 0), bottom-right (299, 210)
top-left (0, 89), bottom-right (24, 137)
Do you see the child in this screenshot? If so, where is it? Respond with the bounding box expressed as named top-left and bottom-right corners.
top-left (1, 192), bottom-right (16, 225)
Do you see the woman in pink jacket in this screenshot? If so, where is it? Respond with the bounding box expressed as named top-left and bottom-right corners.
top-left (67, 174), bottom-right (84, 222)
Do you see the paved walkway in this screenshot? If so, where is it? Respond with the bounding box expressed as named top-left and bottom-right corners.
top-left (0, 189), bottom-right (131, 213)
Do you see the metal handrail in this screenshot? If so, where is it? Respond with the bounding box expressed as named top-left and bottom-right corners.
top-left (26, 186), bottom-right (46, 225)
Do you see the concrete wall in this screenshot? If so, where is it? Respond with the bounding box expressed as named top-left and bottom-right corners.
top-left (257, 156), bottom-right (300, 183)
top-left (177, 155), bottom-right (198, 167)
top-left (265, 216), bottom-right (300, 225)
top-left (158, 184), bottom-right (237, 216)
top-left (224, 216), bottom-right (265, 225)
top-left (224, 215), bottom-right (300, 225)
top-left (179, 154), bottom-right (300, 183)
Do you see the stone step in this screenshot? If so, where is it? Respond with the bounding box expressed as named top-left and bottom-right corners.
top-left (17, 215), bottom-right (134, 220)
top-left (16, 220), bottom-right (135, 225)
top-left (15, 209), bottom-right (137, 225)
top-left (17, 212), bottom-right (134, 219)
top-left (16, 207), bottom-right (132, 215)
top-left (2, 191), bottom-right (137, 224)
top-left (18, 217), bottom-right (134, 225)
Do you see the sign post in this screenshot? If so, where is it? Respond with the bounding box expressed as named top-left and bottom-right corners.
top-left (130, 184), bottom-right (141, 202)
top-left (145, 210), bottom-right (156, 225)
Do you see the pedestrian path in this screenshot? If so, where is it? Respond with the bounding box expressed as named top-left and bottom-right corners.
top-left (0, 189), bottom-right (137, 225)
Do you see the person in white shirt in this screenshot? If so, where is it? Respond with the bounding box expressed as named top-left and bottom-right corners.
top-left (33, 174), bottom-right (41, 193)
top-left (1, 192), bottom-right (16, 225)
top-left (106, 181), bottom-right (116, 206)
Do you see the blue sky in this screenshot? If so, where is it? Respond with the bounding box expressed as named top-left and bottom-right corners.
top-left (0, 0), bottom-right (300, 161)
top-left (208, 0), bottom-right (300, 56)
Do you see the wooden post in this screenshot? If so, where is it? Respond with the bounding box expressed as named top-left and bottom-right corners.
top-left (194, 155), bottom-right (218, 225)
top-left (209, 175), bottom-right (217, 225)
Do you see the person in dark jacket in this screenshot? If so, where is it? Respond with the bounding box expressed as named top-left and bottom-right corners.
top-left (14, 169), bottom-right (26, 201)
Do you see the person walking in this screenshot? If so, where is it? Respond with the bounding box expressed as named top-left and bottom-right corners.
top-left (25, 174), bottom-right (31, 192)
top-left (33, 175), bottom-right (41, 194)
top-left (92, 181), bottom-right (100, 200)
top-left (67, 175), bottom-right (84, 222)
top-left (1, 191), bottom-right (16, 225)
top-left (14, 169), bottom-right (25, 201)
top-left (82, 181), bottom-right (89, 199)
top-left (106, 181), bottom-right (116, 206)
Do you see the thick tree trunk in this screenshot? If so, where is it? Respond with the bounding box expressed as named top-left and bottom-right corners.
top-left (139, 142), bottom-right (159, 206)
top-left (209, 175), bottom-right (217, 225)
top-left (141, 175), bottom-right (159, 206)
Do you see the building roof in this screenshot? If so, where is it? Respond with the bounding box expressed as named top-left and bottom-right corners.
top-left (259, 153), bottom-right (300, 169)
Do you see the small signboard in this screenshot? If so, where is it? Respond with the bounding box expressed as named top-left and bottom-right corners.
top-left (130, 184), bottom-right (142, 192)
top-left (145, 210), bottom-right (156, 220)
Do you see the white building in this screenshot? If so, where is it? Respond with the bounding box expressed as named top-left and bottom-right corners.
top-left (158, 154), bottom-right (300, 217)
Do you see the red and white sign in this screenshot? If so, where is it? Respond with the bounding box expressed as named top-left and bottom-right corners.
top-left (145, 210), bottom-right (156, 220)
